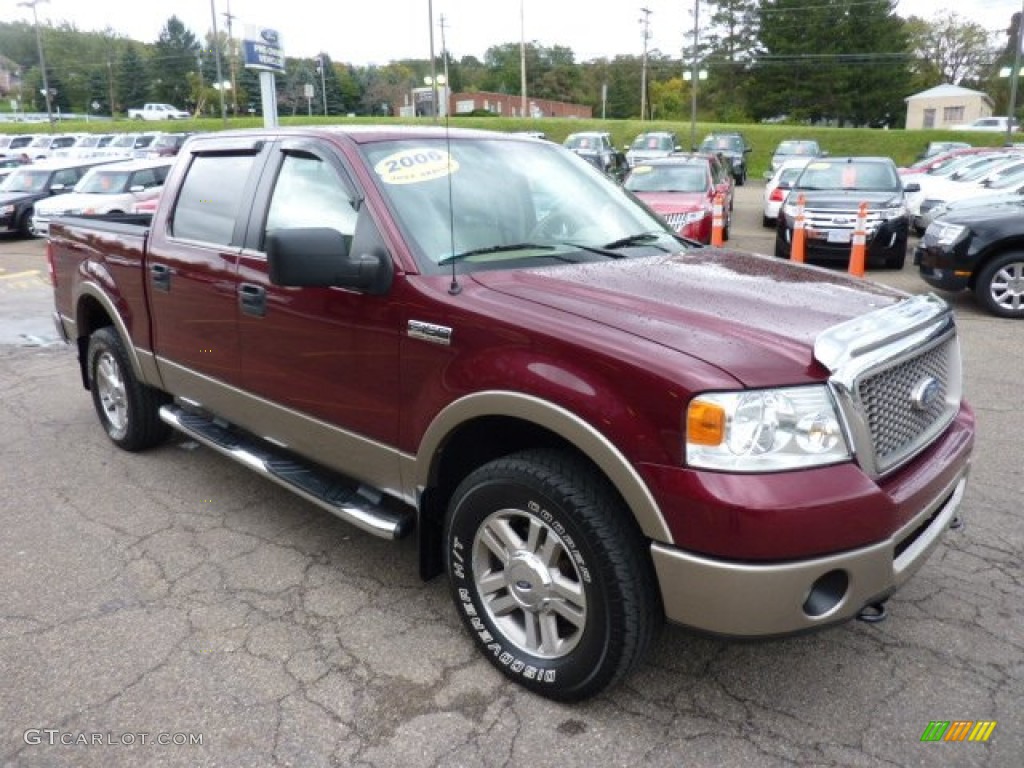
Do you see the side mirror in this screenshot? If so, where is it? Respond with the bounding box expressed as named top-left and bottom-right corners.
top-left (49, 184), bottom-right (67, 194)
top-left (129, 185), bottom-right (145, 193)
top-left (267, 227), bottom-right (393, 294)
top-left (821, 150), bottom-right (830, 157)
top-left (904, 182), bottom-right (921, 193)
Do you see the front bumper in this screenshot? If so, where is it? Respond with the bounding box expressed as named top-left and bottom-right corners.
top-left (652, 462), bottom-right (969, 636)
top-left (777, 215), bottom-right (908, 263)
top-left (915, 235), bottom-right (973, 292)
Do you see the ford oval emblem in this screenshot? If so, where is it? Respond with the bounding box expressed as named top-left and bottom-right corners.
top-left (261, 28), bottom-right (279, 44)
top-left (910, 377), bottom-right (942, 411)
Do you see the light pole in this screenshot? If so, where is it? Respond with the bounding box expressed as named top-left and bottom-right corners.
top-left (520, 0), bottom-right (527, 118)
top-left (18, 0), bottom-right (53, 130)
top-left (639, 6), bottom-right (652, 120)
top-left (689, 0), bottom-right (701, 150)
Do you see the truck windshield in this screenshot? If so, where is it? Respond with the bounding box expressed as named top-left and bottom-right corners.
top-left (0, 169), bottom-right (49, 193)
top-left (359, 137), bottom-right (679, 273)
top-left (77, 170), bottom-right (131, 194)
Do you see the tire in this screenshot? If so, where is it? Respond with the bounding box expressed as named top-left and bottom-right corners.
top-left (87, 327), bottom-right (171, 451)
top-left (762, 214), bottom-right (774, 229)
top-left (17, 209), bottom-right (33, 238)
top-left (975, 251), bottom-right (1024, 318)
top-left (444, 449), bottom-right (660, 701)
top-left (884, 251), bottom-right (906, 270)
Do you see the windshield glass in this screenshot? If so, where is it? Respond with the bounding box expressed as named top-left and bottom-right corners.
top-left (631, 134), bottom-right (674, 151)
top-left (564, 134), bottom-right (602, 151)
top-left (794, 159), bottom-right (898, 191)
top-left (774, 141), bottom-right (818, 157)
top-left (700, 136), bottom-right (742, 153)
top-left (625, 164), bottom-right (708, 193)
top-left (0, 169), bottom-right (51, 193)
top-left (76, 170), bottom-right (131, 194)
top-left (361, 137), bottom-right (680, 273)
top-left (109, 135), bottom-right (137, 148)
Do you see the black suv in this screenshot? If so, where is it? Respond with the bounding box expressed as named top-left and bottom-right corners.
top-left (698, 132), bottom-right (752, 185)
top-left (563, 132), bottom-right (629, 181)
top-left (774, 156), bottom-right (918, 269)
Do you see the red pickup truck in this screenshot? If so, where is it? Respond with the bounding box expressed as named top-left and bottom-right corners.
top-left (48, 126), bottom-right (974, 700)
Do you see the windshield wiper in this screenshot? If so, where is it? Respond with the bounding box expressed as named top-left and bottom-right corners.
top-left (601, 232), bottom-right (674, 253)
top-left (438, 242), bottom-right (555, 266)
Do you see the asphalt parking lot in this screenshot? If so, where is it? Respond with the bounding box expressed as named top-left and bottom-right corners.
top-left (1, 186), bottom-right (1021, 767)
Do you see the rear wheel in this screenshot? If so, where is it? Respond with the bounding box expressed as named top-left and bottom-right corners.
top-left (87, 327), bottom-right (171, 451)
top-left (17, 208), bottom-right (33, 238)
top-left (444, 449), bottom-right (660, 701)
top-left (975, 251), bottom-right (1024, 318)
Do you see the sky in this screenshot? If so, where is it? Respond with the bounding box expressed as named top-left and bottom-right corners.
top-left (6, 0), bottom-right (1019, 66)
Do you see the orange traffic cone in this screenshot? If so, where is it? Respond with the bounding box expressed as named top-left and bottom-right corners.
top-left (790, 193), bottom-right (806, 263)
top-left (849, 201), bottom-right (867, 277)
top-left (711, 193), bottom-right (725, 246)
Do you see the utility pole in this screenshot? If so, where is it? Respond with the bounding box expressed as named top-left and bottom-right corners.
top-left (222, 0), bottom-right (239, 115)
top-left (18, 0), bottom-right (54, 130)
top-left (639, 6), bottom-right (652, 121)
top-left (209, 0), bottom-right (227, 125)
top-left (428, 0), bottom-right (439, 121)
top-left (440, 13), bottom-right (451, 114)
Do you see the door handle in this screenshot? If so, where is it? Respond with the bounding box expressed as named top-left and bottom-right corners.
top-left (150, 263), bottom-right (172, 292)
top-left (238, 283), bottom-right (266, 317)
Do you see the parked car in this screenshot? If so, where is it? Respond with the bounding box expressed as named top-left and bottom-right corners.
top-left (95, 133), bottom-right (159, 160)
top-left (31, 158), bottom-right (172, 237)
top-left (917, 141), bottom-right (971, 160)
top-left (916, 198), bottom-right (1024, 317)
top-left (0, 155), bottom-right (31, 185)
top-left (0, 134), bottom-right (37, 158)
top-left (913, 155), bottom-right (1024, 233)
top-left (563, 131), bottom-right (629, 181)
top-left (767, 139), bottom-right (822, 175)
top-left (917, 183), bottom-right (1024, 233)
top-left (23, 134), bottom-right (83, 160)
top-left (698, 132), bottom-right (752, 185)
top-left (898, 145), bottom-right (997, 175)
top-left (625, 131), bottom-right (680, 166)
top-left (762, 157), bottom-right (812, 227)
top-left (775, 156), bottom-right (917, 269)
top-left (133, 132), bottom-right (190, 158)
top-left (0, 157), bottom-right (116, 237)
top-left (50, 133), bottom-right (117, 160)
top-left (951, 116), bottom-right (1018, 133)
top-left (623, 153), bottom-right (734, 243)
top-left (905, 150), bottom-right (1023, 229)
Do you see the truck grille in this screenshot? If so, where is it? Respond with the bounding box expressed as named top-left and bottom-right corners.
top-left (855, 337), bottom-right (956, 473)
top-left (814, 295), bottom-right (961, 478)
top-left (805, 208), bottom-right (884, 234)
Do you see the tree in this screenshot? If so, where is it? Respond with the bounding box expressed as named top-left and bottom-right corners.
top-left (905, 12), bottom-right (993, 88)
top-left (152, 15), bottom-right (200, 106)
top-left (749, 0), bottom-right (912, 127)
top-left (699, 0), bottom-right (759, 120)
top-left (116, 44), bottom-right (150, 113)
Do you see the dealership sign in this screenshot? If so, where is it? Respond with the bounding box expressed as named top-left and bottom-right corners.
top-left (243, 26), bottom-right (285, 73)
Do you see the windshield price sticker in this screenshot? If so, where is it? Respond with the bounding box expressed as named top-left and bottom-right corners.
top-left (375, 149), bottom-right (459, 185)
top-left (632, 165), bottom-right (653, 174)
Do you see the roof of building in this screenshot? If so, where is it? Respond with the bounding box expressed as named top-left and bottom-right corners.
top-left (906, 83), bottom-right (994, 106)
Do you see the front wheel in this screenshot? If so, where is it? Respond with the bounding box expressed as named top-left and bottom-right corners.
top-left (975, 251), bottom-right (1024, 318)
top-left (445, 449), bottom-right (660, 701)
top-left (87, 327), bottom-right (171, 451)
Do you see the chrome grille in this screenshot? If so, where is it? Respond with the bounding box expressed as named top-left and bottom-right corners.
top-left (814, 294), bottom-right (962, 478)
top-left (804, 208), bottom-right (885, 234)
top-left (663, 213), bottom-right (696, 228)
top-left (856, 338), bottom-right (954, 471)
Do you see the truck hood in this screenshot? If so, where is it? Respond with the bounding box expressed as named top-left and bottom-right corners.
top-left (472, 249), bottom-right (905, 387)
top-left (796, 190), bottom-right (903, 209)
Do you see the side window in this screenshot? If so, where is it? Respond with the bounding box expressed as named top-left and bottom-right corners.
top-left (172, 153), bottom-right (256, 246)
top-left (54, 169), bottom-right (79, 187)
top-left (264, 153), bottom-right (357, 243)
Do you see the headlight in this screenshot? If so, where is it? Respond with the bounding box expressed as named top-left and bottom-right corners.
top-left (0, 204), bottom-right (13, 216)
top-left (881, 204), bottom-right (907, 220)
top-left (927, 222), bottom-right (967, 247)
top-left (686, 386), bottom-right (850, 472)
top-left (680, 209), bottom-right (708, 225)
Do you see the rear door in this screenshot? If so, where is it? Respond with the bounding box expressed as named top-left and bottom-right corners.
top-left (146, 139), bottom-right (270, 399)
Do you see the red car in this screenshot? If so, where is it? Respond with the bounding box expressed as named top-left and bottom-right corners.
top-left (623, 153), bottom-right (734, 243)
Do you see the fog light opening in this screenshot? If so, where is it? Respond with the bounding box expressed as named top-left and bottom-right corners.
top-left (802, 569), bottom-right (849, 618)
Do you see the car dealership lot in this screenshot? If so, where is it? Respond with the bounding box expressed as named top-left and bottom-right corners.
top-left (1, 191), bottom-right (1021, 766)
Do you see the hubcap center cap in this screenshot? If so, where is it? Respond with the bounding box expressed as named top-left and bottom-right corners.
top-left (506, 553), bottom-right (552, 610)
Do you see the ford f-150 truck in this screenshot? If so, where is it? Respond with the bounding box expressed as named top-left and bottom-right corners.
top-left (127, 103), bottom-right (190, 120)
top-left (48, 126), bottom-right (975, 701)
